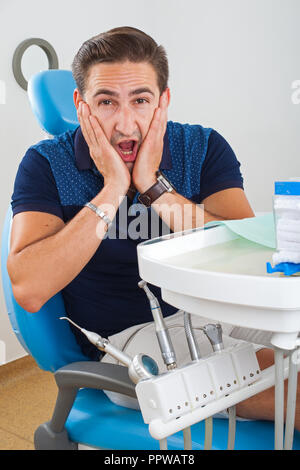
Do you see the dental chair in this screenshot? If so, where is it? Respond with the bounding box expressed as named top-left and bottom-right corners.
top-left (2, 69), bottom-right (299, 450)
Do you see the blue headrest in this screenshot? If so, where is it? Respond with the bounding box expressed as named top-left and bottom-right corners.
top-left (27, 70), bottom-right (79, 136)
top-left (1, 207), bottom-right (88, 372)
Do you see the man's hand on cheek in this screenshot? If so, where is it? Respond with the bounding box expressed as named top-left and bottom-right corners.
top-left (132, 91), bottom-right (168, 194)
top-left (77, 102), bottom-right (131, 192)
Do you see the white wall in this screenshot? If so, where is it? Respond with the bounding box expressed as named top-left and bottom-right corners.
top-left (0, 0), bottom-right (299, 362)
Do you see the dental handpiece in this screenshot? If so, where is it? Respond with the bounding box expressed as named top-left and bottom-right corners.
top-left (183, 311), bottom-right (201, 361)
top-left (201, 323), bottom-right (224, 352)
top-left (138, 280), bottom-right (177, 370)
top-left (59, 317), bottom-right (158, 384)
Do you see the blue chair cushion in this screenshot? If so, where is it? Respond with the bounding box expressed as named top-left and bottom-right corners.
top-left (66, 389), bottom-right (300, 450)
top-left (28, 70), bottom-right (78, 136)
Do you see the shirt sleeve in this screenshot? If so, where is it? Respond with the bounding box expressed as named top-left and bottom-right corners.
top-left (199, 129), bottom-right (244, 202)
top-left (11, 148), bottom-right (64, 220)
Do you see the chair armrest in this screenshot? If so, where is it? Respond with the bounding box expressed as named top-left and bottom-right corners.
top-left (34, 361), bottom-right (137, 449)
top-left (55, 361), bottom-right (136, 397)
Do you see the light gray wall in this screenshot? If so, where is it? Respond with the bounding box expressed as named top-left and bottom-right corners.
top-left (0, 0), bottom-right (299, 362)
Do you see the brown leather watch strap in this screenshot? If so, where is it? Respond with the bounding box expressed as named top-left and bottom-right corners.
top-left (138, 181), bottom-right (167, 207)
top-left (138, 172), bottom-right (175, 207)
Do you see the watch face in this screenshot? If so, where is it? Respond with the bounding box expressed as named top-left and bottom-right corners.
top-left (158, 173), bottom-right (175, 191)
top-left (157, 171), bottom-right (175, 189)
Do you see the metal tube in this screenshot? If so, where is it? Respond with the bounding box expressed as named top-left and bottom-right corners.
top-left (204, 417), bottom-right (213, 450)
top-left (227, 406), bottom-right (236, 450)
top-left (183, 312), bottom-right (204, 450)
top-left (103, 342), bottom-right (132, 368)
top-left (274, 348), bottom-right (285, 450)
top-left (159, 438), bottom-right (168, 450)
top-left (183, 312), bottom-right (201, 361)
top-left (183, 427), bottom-right (192, 450)
top-left (284, 350), bottom-right (298, 450)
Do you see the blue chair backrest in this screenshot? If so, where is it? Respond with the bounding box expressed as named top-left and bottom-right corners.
top-left (1, 70), bottom-right (88, 371)
top-left (27, 70), bottom-right (78, 136)
top-left (1, 207), bottom-right (88, 372)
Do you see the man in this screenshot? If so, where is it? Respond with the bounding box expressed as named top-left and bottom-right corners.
top-left (8, 26), bottom-right (299, 427)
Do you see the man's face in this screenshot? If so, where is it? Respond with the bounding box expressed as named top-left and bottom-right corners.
top-left (76, 61), bottom-right (164, 171)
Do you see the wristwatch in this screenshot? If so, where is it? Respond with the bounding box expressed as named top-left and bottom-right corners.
top-left (138, 171), bottom-right (175, 207)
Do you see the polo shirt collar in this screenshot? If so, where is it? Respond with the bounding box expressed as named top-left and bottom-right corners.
top-left (74, 126), bottom-right (172, 171)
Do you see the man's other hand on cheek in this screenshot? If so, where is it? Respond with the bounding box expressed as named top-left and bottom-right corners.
top-left (77, 101), bottom-right (131, 192)
top-left (132, 90), bottom-right (169, 194)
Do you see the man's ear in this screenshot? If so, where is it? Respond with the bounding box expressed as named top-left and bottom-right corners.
top-left (73, 88), bottom-right (84, 110)
top-left (165, 87), bottom-right (171, 107)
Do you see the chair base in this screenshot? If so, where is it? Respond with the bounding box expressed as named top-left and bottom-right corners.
top-left (34, 422), bottom-right (78, 450)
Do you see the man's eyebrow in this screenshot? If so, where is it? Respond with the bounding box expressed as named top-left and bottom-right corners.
top-left (92, 89), bottom-right (118, 98)
top-left (129, 87), bottom-right (155, 97)
top-left (92, 87), bottom-right (155, 99)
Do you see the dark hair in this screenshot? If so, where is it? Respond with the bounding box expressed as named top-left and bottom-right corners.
top-left (71, 26), bottom-right (169, 96)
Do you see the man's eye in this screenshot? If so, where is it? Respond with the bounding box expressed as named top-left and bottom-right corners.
top-left (100, 100), bottom-right (112, 105)
top-left (136, 98), bottom-right (148, 104)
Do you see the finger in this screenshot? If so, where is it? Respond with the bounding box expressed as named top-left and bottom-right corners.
top-left (141, 91), bottom-right (169, 147)
top-left (159, 90), bottom-right (169, 111)
top-left (88, 114), bottom-right (111, 151)
top-left (146, 107), bottom-right (163, 142)
top-left (77, 102), bottom-right (95, 146)
top-left (89, 114), bottom-right (124, 164)
top-left (160, 91), bottom-right (169, 130)
top-left (78, 102), bottom-right (98, 148)
top-left (153, 99), bottom-right (168, 139)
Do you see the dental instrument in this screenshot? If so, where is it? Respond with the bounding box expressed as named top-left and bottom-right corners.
top-left (59, 317), bottom-right (159, 384)
top-left (183, 311), bottom-right (201, 361)
top-left (201, 324), bottom-right (224, 353)
top-left (138, 280), bottom-right (177, 370)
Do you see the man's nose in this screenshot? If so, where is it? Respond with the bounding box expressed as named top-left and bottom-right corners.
top-left (114, 105), bottom-right (137, 136)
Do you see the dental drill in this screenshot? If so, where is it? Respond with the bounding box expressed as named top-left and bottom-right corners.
top-left (183, 312), bottom-right (201, 361)
top-left (201, 323), bottom-right (236, 450)
top-left (59, 317), bottom-right (159, 384)
top-left (138, 280), bottom-right (177, 370)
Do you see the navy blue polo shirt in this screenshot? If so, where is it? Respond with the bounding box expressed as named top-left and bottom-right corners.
top-left (11, 121), bottom-right (243, 360)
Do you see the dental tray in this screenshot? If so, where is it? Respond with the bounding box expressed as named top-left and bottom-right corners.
top-left (137, 225), bottom-right (300, 348)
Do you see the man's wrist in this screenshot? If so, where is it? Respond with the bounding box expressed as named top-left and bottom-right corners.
top-left (134, 175), bottom-right (157, 194)
top-left (104, 180), bottom-right (130, 196)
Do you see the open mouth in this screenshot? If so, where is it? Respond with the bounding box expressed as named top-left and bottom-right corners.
top-left (116, 140), bottom-right (139, 162)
